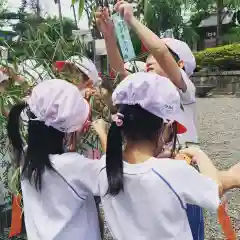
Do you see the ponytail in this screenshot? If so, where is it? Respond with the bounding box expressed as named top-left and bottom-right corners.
top-left (22, 120), bottom-right (64, 191)
top-left (7, 102), bottom-right (27, 166)
top-left (106, 122), bottom-right (123, 196)
top-left (105, 104), bottom-right (164, 196)
top-left (7, 103), bottom-right (64, 191)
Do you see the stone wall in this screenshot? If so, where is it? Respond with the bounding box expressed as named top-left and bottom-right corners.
top-left (191, 71), bottom-right (240, 95)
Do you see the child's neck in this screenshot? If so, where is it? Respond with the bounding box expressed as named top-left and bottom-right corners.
top-left (123, 141), bottom-right (157, 164)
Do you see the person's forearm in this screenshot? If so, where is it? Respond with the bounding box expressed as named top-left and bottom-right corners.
top-left (128, 17), bottom-right (184, 89)
top-left (128, 17), bottom-right (167, 57)
top-left (219, 170), bottom-right (239, 194)
top-left (197, 157), bottom-right (223, 196)
top-left (104, 35), bottom-right (128, 80)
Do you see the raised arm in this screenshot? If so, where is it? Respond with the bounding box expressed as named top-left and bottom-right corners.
top-left (181, 147), bottom-right (224, 196)
top-left (114, 1), bottom-right (185, 91)
top-left (219, 162), bottom-right (240, 194)
top-left (95, 7), bottom-right (128, 80)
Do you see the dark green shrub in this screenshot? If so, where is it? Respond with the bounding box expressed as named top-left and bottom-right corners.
top-left (194, 44), bottom-right (240, 71)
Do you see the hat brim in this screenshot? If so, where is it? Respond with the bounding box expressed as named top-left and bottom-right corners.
top-left (55, 61), bottom-right (67, 72)
top-left (55, 60), bottom-right (89, 78)
top-left (176, 121), bottom-right (187, 134)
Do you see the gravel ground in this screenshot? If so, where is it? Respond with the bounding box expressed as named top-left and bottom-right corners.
top-left (197, 97), bottom-right (240, 239)
top-left (103, 96), bottom-right (240, 240)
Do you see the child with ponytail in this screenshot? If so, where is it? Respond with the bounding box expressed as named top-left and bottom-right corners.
top-left (7, 79), bottom-right (105, 240)
top-left (97, 72), bottom-right (223, 240)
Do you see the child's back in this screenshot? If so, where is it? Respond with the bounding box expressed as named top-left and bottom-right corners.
top-left (99, 157), bottom-right (218, 240)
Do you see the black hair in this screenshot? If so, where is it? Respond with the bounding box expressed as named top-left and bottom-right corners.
top-left (7, 103), bottom-right (65, 191)
top-left (167, 47), bottom-right (186, 72)
top-left (106, 104), bottom-right (165, 196)
top-left (7, 102), bottom-right (27, 166)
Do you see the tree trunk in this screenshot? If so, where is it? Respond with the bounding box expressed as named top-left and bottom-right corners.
top-left (57, 0), bottom-right (64, 36)
top-left (216, 0), bottom-right (223, 46)
top-left (36, 0), bottom-right (40, 19)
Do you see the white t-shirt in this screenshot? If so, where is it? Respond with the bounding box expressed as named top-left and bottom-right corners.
top-left (178, 69), bottom-right (198, 144)
top-left (98, 157), bottom-right (219, 240)
top-left (21, 153), bottom-right (102, 240)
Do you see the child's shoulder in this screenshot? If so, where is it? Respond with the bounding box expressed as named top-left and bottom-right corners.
top-left (151, 157), bottom-right (189, 170)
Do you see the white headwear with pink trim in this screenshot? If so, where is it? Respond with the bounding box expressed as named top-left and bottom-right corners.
top-left (162, 38), bottom-right (196, 77)
top-left (27, 79), bottom-right (89, 133)
top-left (112, 72), bottom-right (187, 134)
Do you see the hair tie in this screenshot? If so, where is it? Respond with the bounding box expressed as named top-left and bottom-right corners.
top-left (111, 113), bottom-right (124, 127)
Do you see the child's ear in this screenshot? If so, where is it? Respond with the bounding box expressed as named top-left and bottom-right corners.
top-left (178, 60), bottom-right (184, 69)
top-left (86, 79), bottom-right (93, 88)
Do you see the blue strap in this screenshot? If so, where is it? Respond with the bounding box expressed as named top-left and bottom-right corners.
top-left (186, 204), bottom-right (204, 240)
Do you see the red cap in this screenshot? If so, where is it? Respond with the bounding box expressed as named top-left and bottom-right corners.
top-left (55, 61), bottom-right (67, 72)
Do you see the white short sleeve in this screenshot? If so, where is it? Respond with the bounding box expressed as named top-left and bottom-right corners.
top-left (51, 153), bottom-right (105, 197)
top-left (174, 161), bottom-right (220, 213)
top-left (178, 68), bottom-right (196, 104)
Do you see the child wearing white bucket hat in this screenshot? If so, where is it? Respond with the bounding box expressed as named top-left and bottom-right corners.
top-left (6, 79), bottom-right (105, 240)
top-left (146, 38), bottom-right (197, 145)
top-left (95, 3), bottom-right (201, 238)
top-left (95, 72), bottom-right (222, 240)
top-left (96, 3), bottom-right (197, 145)
top-left (55, 55), bottom-right (114, 114)
top-left (55, 56), bottom-right (102, 96)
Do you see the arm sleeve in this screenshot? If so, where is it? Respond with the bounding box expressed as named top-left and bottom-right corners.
top-left (178, 68), bottom-right (196, 104)
top-left (175, 161), bottom-right (220, 213)
top-left (55, 153), bottom-right (105, 197)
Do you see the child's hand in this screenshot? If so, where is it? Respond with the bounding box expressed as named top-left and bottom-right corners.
top-left (84, 88), bottom-right (97, 100)
top-left (227, 162), bottom-right (240, 187)
top-left (179, 147), bottom-right (208, 165)
top-left (114, 1), bottom-right (134, 23)
top-left (175, 153), bottom-right (192, 165)
top-left (95, 7), bottom-right (115, 38)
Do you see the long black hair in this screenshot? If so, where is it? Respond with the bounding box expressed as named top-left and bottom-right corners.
top-left (7, 103), bottom-right (65, 191)
top-left (106, 104), bottom-right (167, 196)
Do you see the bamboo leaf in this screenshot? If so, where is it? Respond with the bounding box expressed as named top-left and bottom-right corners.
top-left (78, 0), bottom-right (85, 19)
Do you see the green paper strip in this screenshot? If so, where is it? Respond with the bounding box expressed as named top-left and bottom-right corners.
top-left (112, 13), bottom-right (136, 62)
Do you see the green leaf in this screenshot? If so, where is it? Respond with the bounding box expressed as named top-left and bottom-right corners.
top-left (71, 0), bottom-right (85, 19)
top-left (78, 0), bottom-right (85, 19)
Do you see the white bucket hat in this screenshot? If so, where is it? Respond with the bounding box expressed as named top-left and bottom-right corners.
top-left (112, 72), bottom-right (187, 134)
top-left (27, 79), bottom-right (90, 133)
top-left (162, 38), bottom-right (196, 77)
top-left (55, 56), bottom-right (102, 87)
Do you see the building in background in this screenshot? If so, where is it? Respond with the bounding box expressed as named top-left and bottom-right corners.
top-left (197, 9), bottom-right (240, 50)
top-left (0, 27), bottom-right (17, 41)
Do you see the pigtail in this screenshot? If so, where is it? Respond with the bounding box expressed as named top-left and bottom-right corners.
top-left (106, 122), bottom-right (124, 196)
top-left (7, 102), bottom-right (27, 166)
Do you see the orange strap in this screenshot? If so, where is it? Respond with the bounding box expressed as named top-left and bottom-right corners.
top-left (9, 194), bottom-right (22, 237)
top-left (218, 201), bottom-right (237, 240)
